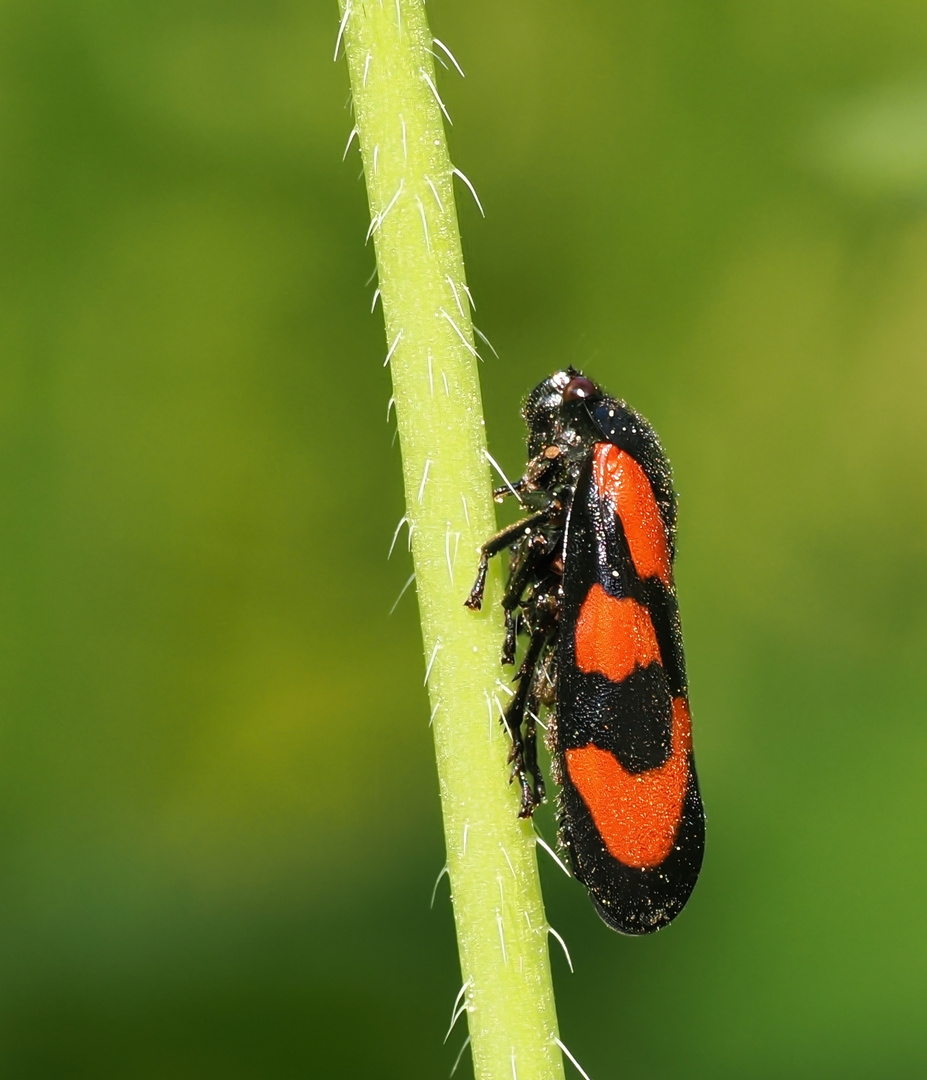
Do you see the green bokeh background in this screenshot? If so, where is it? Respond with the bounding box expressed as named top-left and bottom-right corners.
top-left (2, 1), bottom-right (926, 1076)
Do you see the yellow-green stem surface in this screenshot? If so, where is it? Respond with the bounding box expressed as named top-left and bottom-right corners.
top-left (337, 3), bottom-right (565, 1078)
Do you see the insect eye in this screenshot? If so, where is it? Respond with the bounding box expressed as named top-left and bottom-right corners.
top-left (562, 375), bottom-right (597, 402)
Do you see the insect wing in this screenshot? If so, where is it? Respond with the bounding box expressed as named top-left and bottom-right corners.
top-left (557, 443), bottom-right (704, 934)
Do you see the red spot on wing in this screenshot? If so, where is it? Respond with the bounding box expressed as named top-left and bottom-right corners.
top-left (565, 698), bottom-right (692, 868)
top-left (592, 443), bottom-right (672, 588)
top-left (575, 583), bottom-right (662, 683)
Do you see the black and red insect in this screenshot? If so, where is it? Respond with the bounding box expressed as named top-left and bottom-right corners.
top-left (466, 369), bottom-right (704, 934)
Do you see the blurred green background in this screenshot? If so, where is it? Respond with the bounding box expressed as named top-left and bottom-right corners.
top-left (2, 0), bottom-right (926, 1076)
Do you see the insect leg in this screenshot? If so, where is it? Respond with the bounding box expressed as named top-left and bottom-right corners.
top-left (492, 480), bottom-right (527, 502)
top-left (498, 543), bottom-right (554, 663)
top-left (464, 508), bottom-right (552, 610)
top-left (522, 671), bottom-right (548, 810)
top-left (502, 626), bottom-right (552, 817)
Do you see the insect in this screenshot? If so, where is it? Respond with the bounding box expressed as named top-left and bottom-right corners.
top-left (466, 369), bottom-right (704, 934)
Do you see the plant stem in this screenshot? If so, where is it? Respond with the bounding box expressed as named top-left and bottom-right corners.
top-left (336, 3), bottom-right (565, 1078)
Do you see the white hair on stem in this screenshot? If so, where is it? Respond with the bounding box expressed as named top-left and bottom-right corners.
top-left (449, 1035), bottom-right (471, 1077)
top-left (416, 195), bottom-right (431, 252)
top-left (443, 979), bottom-right (471, 1043)
top-left (534, 832), bottom-right (572, 879)
top-left (333, 3), bottom-right (351, 62)
top-left (417, 457), bottom-right (431, 502)
top-left (430, 864), bottom-right (449, 908)
top-left (423, 637), bottom-right (441, 684)
top-left (383, 327), bottom-right (403, 366)
top-left (370, 179), bottom-right (403, 241)
top-left (527, 708), bottom-right (547, 731)
top-left (499, 843), bottom-right (516, 878)
top-left (425, 46), bottom-right (449, 71)
top-left (389, 572), bottom-right (416, 615)
top-left (446, 275), bottom-right (466, 318)
top-left (452, 167), bottom-right (484, 216)
top-left (482, 448), bottom-right (523, 503)
top-left (432, 37), bottom-right (465, 77)
top-left (438, 308), bottom-right (479, 359)
top-left (474, 326), bottom-right (499, 358)
top-left (342, 127), bottom-right (358, 160)
top-left (547, 925), bottom-right (574, 973)
top-left (445, 523), bottom-right (455, 584)
top-left (555, 1038), bottom-right (594, 1080)
top-left (425, 176), bottom-right (444, 211)
top-left (388, 515), bottom-right (408, 558)
top-left (421, 69), bottom-right (452, 125)
top-left (496, 912), bottom-right (507, 964)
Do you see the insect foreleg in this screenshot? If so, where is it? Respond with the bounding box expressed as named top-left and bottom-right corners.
top-left (464, 507), bottom-right (555, 610)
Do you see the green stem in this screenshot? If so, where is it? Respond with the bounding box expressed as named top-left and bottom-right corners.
top-left (336, 3), bottom-right (565, 1078)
